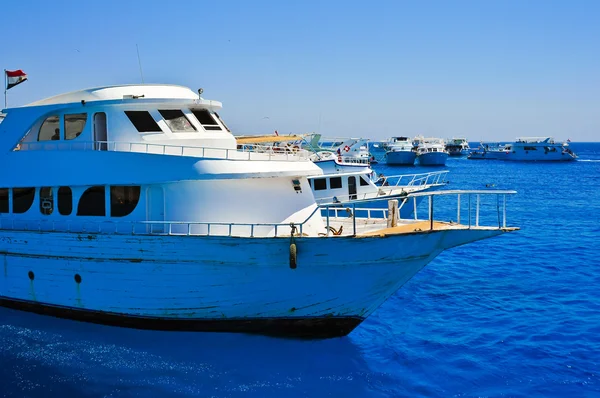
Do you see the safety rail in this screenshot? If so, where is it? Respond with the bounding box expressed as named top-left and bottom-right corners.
top-left (321, 189), bottom-right (517, 235)
top-left (0, 205), bottom-right (322, 238)
top-left (0, 190), bottom-right (516, 238)
top-left (376, 170), bottom-right (448, 188)
top-left (15, 140), bottom-right (312, 161)
top-left (315, 170), bottom-right (449, 206)
top-left (400, 189), bottom-right (517, 230)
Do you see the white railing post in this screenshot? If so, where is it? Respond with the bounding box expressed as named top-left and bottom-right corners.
top-left (429, 195), bottom-right (434, 230)
top-left (468, 194), bottom-right (472, 228)
top-left (476, 194), bottom-right (480, 227)
top-left (413, 196), bottom-right (418, 220)
top-left (457, 194), bottom-right (461, 224)
top-left (503, 194), bottom-right (507, 228)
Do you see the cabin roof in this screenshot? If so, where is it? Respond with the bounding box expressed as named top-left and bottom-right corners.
top-left (23, 84), bottom-right (200, 107)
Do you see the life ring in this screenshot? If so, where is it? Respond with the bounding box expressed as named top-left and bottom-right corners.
top-left (344, 145), bottom-right (350, 152)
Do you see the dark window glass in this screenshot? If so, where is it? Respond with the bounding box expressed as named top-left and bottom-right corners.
top-left (0, 188), bottom-right (8, 213)
top-left (313, 179), bottom-right (327, 191)
top-left (360, 177), bottom-right (370, 186)
top-left (330, 177), bottom-right (342, 189)
top-left (110, 186), bottom-right (141, 217)
top-left (159, 110), bottom-right (197, 132)
top-left (13, 188), bottom-right (35, 214)
top-left (58, 187), bottom-right (73, 215)
top-left (191, 109), bottom-right (222, 131)
top-left (40, 187), bottom-right (54, 215)
top-left (524, 146), bottom-right (537, 150)
top-left (214, 112), bottom-right (231, 132)
top-left (77, 186), bottom-right (106, 216)
top-left (38, 115), bottom-right (60, 141)
top-left (65, 113), bottom-right (87, 140)
top-left (125, 111), bottom-right (161, 132)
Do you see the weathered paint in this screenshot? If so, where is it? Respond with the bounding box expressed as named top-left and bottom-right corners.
top-left (0, 228), bottom-right (506, 337)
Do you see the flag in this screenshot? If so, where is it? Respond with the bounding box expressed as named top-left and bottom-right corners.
top-left (5, 69), bottom-right (27, 90)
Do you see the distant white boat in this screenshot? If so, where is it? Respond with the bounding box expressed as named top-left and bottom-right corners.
top-left (309, 168), bottom-right (448, 213)
top-left (384, 136), bottom-right (417, 165)
top-left (468, 137), bottom-right (576, 161)
top-left (414, 136), bottom-right (449, 166)
top-left (445, 137), bottom-right (470, 156)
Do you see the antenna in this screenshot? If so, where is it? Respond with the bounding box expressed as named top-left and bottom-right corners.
top-left (136, 44), bottom-right (145, 84)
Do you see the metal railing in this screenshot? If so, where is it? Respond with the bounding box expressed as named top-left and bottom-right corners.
top-left (0, 205), bottom-right (322, 238)
top-left (315, 170), bottom-right (449, 206)
top-left (376, 170), bottom-right (448, 189)
top-left (15, 140), bottom-right (312, 161)
top-left (401, 190), bottom-right (517, 230)
top-left (0, 190), bottom-right (516, 238)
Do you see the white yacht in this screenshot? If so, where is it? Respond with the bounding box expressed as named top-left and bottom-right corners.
top-left (445, 137), bottom-right (470, 156)
top-left (468, 137), bottom-right (576, 161)
top-left (0, 84), bottom-right (517, 338)
top-left (384, 136), bottom-right (417, 165)
top-left (414, 137), bottom-right (449, 166)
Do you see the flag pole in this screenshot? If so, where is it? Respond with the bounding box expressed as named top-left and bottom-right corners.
top-left (3, 69), bottom-right (6, 109)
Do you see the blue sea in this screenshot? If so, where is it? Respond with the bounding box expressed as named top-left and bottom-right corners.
top-left (1, 143), bottom-right (599, 397)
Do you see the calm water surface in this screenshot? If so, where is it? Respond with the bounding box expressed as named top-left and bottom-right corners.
top-left (1, 143), bottom-right (599, 397)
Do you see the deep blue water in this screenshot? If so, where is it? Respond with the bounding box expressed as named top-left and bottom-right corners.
top-left (1, 143), bottom-right (599, 397)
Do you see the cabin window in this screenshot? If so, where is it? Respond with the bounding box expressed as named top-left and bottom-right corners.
top-left (330, 177), bottom-right (342, 189)
top-left (214, 112), bottom-right (231, 132)
top-left (110, 186), bottom-right (141, 217)
top-left (13, 188), bottom-right (35, 214)
top-left (360, 177), bottom-right (370, 186)
top-left (159, 110), bottom-right (197, 132)
top-left (77, 186), bottom-right (106, 216)
top-left (125, 111), bottom-right (162, 132)
top-left (38, 115), bottom-right (60, 141)
top-left (39, 187), bottom-right (54, 215)
top-left (58, 187), bottom-right (73, 215)
top-left (191, 109), bottom-right (222, 131)
top-left (524, 146), bottom-right (537, 151)
top-left (0, 188), bottom-right (8, 213)
top-left (312, 178), bottom-right (327, 191)
top-left (64, 113), bottom-right (87, 140)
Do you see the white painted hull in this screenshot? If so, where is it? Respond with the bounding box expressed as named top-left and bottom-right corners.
top-left (386, 150), bottom-right (417, 165)
top-left (468, 150), bottom-right (576, 161)
top-left (418, 152), bottom-right (448, 166)
top-left (0, 228), bottom-right (506, 337)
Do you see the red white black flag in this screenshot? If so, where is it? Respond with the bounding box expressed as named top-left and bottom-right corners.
top-left (5, 69), bottom-right (28, 90)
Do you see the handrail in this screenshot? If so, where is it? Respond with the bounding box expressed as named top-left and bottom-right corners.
top-left (0, 205), bottom-right (323, 238)
top-left (314, 171), bottom-right (449, 206)
top-left (377, 170), bottom-right (448, 188)
top-left (15, 140), bottom-right (312, 162)
top-left (0, 190), bottom-right (516, 237)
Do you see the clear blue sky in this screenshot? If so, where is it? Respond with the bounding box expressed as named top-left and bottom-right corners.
top-left (3, 0), bottom-right (599, 141)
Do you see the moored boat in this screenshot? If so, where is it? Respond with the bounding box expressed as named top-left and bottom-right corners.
top-left (445, 137), bottom-right (470, 156)
top-left (468, 137), bottom-right (576, 161)
top-left (384, 136), bottom-right (417, 165)
top-left (415, 137), bottom-right (449, 166)
top-left (0, 84), bottom-right (517, 338)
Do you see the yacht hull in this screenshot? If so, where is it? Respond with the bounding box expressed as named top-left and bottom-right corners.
top-left (417, 152), bottom-right (448, 166)
top-left (0, 228), bottom-right (505, 338)
top-left (468, 151), bottom-right (576, 161)
top-left (385, 151), bottom-right (417, 165)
